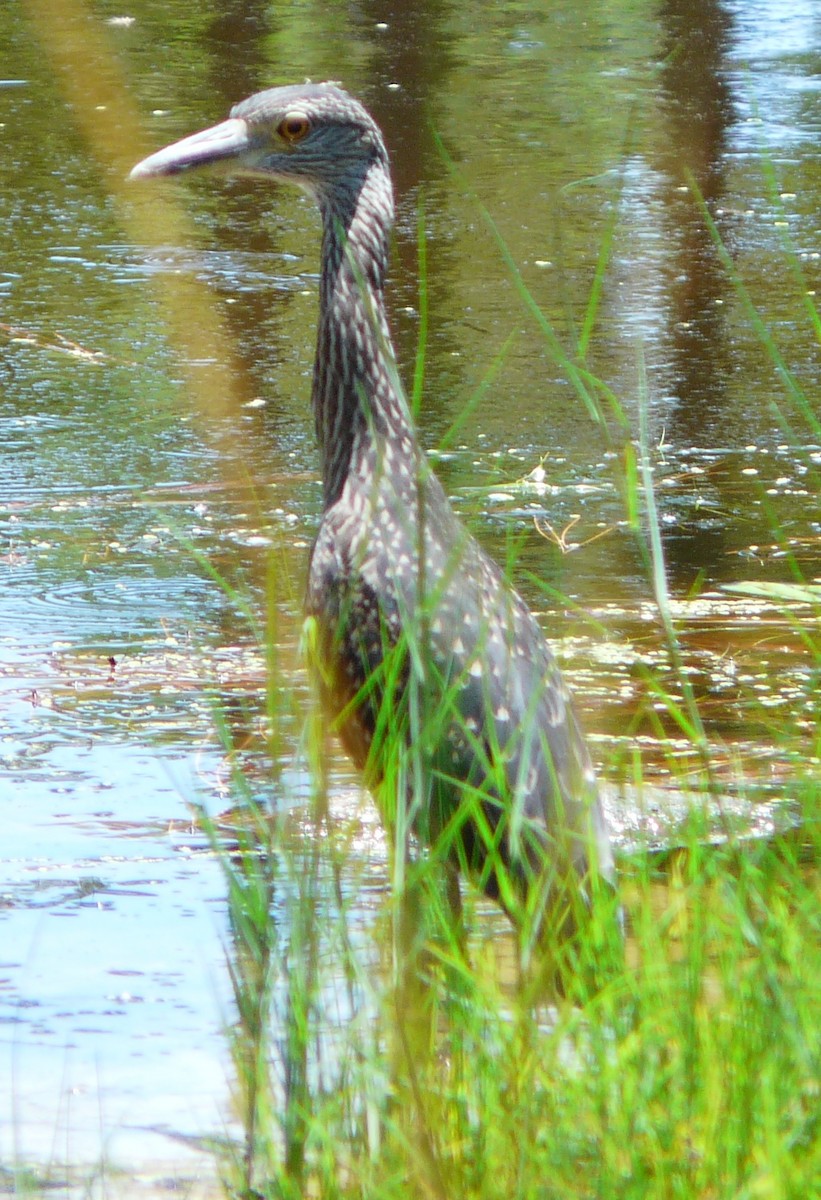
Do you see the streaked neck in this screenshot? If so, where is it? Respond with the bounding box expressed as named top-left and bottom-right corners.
top-left (312, 160), bottom-right (416, 509)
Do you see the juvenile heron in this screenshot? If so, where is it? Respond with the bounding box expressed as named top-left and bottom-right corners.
top-left (131, 83), bottom-right (614, 940)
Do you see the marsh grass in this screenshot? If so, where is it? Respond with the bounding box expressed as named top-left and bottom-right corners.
top-left (197, 180), bottom-right (820, 1200)
top-left (206, 753), bottom-right (820, 1198)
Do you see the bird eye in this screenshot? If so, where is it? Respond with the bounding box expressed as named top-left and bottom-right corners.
top-left (278, 113), bottom-right (311, 143)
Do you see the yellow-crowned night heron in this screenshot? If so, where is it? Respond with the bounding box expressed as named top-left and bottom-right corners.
top-left (131, 83), bottom-right (615, 939)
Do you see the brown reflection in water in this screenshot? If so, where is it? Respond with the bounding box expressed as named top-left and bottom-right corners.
top-left (655, 0), bottom-right (735, 587)
top-left (203, 0), bottom-right (272, 109)
top-left (358, 0), bottom-right (458, 193)
top-left (351, 0), bottom-right (465, 439)
top-left (169, 3), bottom-right (301, 430)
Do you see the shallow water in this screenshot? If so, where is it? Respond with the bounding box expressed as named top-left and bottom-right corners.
top-left (1, 0), bottom-right (820, 1178)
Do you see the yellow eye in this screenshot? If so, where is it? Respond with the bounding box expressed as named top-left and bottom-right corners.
top-left (278, 113), bottom-right (311, 143)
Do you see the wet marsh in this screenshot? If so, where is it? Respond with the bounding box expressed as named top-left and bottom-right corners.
top-left (1, 0), bottom-right (820, 1194)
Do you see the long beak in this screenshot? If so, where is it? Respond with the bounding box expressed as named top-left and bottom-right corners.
top-left (129, 117), bottom-right (252, 180)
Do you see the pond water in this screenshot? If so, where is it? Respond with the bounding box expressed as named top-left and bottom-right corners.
top-left (1, 0), bottom-right (819, 1183)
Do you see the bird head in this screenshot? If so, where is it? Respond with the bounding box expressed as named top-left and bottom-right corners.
top-left (129, 82), bottom-right (389, 203)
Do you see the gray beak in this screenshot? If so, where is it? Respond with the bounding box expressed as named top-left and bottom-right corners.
top-left (129, 117), bottom-right (252, 180)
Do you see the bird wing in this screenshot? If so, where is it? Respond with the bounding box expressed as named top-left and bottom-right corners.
top-left (307, 475), bottom-right (612, 887)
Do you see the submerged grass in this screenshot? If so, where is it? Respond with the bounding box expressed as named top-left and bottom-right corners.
top-left (197, 174), bottom-right (820, 1200)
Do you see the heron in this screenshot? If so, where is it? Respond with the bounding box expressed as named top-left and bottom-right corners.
top-left (130, 82), bottom-right (615, 948)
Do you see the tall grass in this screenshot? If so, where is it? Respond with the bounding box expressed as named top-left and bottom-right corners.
top-left (199, 178), bottom-right (820, 1200)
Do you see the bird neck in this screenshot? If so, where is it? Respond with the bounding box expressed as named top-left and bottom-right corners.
top-left (313, 163), bottom-right (417, 510)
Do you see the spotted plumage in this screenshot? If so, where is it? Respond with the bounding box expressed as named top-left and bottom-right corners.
top-left (131, 82), bottom-right (615, 935)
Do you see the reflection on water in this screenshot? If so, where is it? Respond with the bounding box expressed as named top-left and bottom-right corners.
top-left (1, 0), bottom-right (819, 1178)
